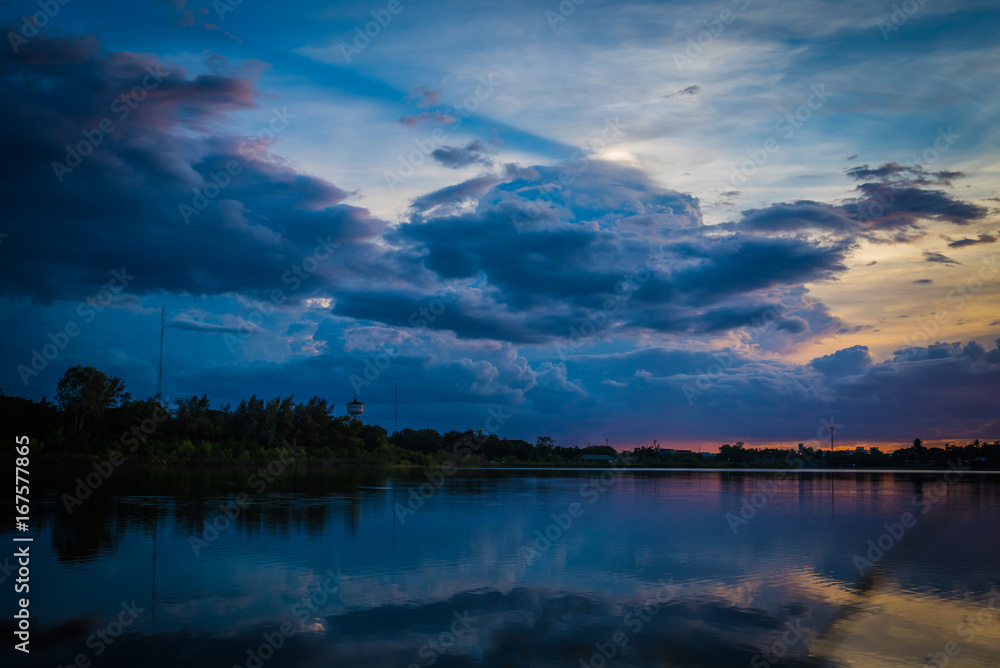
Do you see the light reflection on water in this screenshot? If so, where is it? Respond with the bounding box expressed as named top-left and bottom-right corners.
top-left (10, 468), bottom-right (1000, 667)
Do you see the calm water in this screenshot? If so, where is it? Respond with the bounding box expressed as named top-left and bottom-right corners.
top-left (9, 467), bottom-right (1000, 667)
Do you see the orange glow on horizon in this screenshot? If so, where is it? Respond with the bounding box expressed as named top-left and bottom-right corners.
top-left (603, 439), bottom-right (988, 454)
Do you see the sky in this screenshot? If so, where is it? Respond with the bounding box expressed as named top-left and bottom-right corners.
top-left (1, 0), bottom-right (998, 450)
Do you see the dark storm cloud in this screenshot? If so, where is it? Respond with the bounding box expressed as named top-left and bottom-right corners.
top-left (330, 290), bottom-right (556, 344)
top-left (4, 27), bottom-right (997, 447)
top-left (665, 235), bottom-right (851, 301)
top-left (430, 140), bottom-right (495, 169)
top-left (322, 162), bottom-right (849, 349)
top-left (2, 31), bottom-right (984, 366)
top-left (0, 31), bottom-right (385, 303)
top-left (735, 201), bottom-right (859, 234)
top-left (551, 339), bottom-right (1000, 444)
top-left (809, 345), bottom-right (873, 378)
top-left (822, 161), bottom-right (990, 238)
top-left (848, 184), bottom-right (988, 228)
top-left (729, 187), bottom-right (985, 246)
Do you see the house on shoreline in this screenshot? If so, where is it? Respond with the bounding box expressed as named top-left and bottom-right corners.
top-left (580, 454), bottom-right (616, 464)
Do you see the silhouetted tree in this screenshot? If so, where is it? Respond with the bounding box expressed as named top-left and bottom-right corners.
top-left (55, 365), bottom-right (130, 433)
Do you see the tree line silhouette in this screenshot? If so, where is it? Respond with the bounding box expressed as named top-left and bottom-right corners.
top-left (2, 365), bottom-right (997, 468)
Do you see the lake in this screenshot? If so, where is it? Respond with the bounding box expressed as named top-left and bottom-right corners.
top-left (11, 467), bottom-right (1000, 667)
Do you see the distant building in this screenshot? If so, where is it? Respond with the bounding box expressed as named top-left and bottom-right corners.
top-left (347, 396), bottom-right (364, 420)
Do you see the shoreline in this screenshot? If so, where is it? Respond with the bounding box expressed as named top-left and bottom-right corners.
top-left (28, 456), bottom-right (1000, 474)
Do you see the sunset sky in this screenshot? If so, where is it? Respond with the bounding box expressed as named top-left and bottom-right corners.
top-left (1, 0), bottom-right (998, 450)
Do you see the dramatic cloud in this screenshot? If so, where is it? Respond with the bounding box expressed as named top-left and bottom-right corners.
top-left (846, 183), bottom-right (988, 230)
top-left (726, 167), bottom-right (987, 246)
top-left (327, 161), bottom-right (853, 352)
top-left (810, 345), bottom-right (873, 378)
top-left (2, 19), bottom-right (997, 448)
top-left (0, 32), bottom-right (385, 303)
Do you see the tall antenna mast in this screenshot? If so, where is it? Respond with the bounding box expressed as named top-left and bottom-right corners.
top-left (157, 306), bottom-right (164, 404)
top-left (394, 384), bottom-right (398, 434)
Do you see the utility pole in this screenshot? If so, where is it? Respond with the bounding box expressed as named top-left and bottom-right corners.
top-left (157, 306), bottom-right (164, 404)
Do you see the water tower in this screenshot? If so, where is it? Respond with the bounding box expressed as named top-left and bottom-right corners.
top-left (347, 396), bottom-right (364, 420)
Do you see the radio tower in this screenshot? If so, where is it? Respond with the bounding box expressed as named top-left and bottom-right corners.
top-left (157, 307), bottom-right (164, 404)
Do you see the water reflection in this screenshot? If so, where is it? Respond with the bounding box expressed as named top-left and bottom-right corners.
top-left (10, 468), bottom-right (1000, 667)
